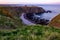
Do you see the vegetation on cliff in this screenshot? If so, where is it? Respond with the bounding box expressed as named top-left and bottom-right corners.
top-left (0, 11), bottom-right (23, 29)
top-left (49, 14), bottom-right (60, 27)
top-left (0, 6), bottom-right (60, 40)
top-left (0, 11), bottom-right (60, 40)
top-left (0, 25), bottom-right (60, 40)
top-left (0, 6), bottom-right (45, 18)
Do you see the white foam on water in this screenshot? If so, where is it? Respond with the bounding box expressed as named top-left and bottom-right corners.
top-left (20, 5), bottom-right (60, 25)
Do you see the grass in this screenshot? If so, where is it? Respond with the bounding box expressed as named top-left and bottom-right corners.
top-left (49, 14), bottom-right (60, 27)
top-left (0, 12), bottom-right (23, 29)
top-left (0, 7), bottom-right (60, 40)
top-left (0, 13), bottom-right (60, 40)
top-left (0, 25), bottom-right (60, 40)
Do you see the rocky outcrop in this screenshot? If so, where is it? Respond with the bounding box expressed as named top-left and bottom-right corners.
top-left (46, 10), bottom-right (52, 13)
top-left (25, 13), bottom-right (49, 25)
top-left (19, 5), bottom-right (45, 13)
top-left (0, 6), bottom-right (45, 19)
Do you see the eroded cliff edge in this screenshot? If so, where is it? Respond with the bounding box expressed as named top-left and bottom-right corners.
top-left (0, 6), bottom-right (45, 19)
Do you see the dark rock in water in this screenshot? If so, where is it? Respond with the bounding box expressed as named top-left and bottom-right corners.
top-left (35, 13), bottom-right (43, 15)
top-left (25, 13), bottom-right (34, 20)
top-left (35, 18), bottom-right (49, 25)
top-left (39, 19), bottom-right (49, 25)
top-left (25, 13), bottom-right (49, 25)
top-left (46, 10), bottom-right (52, 13)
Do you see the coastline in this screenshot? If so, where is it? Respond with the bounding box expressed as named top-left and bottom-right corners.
top-left (20, 13), bottom-right (36, 25)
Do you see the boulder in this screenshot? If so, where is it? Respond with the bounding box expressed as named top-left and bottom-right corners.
top-left (46, 10), bottom-right (52, 13)
top-left (34, 19), bottom-right (49, 25)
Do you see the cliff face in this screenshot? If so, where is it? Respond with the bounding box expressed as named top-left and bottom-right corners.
top-left (19, 6), bottom-right (45, 13)
top-left (0, 6), bottom-right (45, 19)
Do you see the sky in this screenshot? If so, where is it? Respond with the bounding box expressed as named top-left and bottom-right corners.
top-left (0, 0), bottom-right (60, 4)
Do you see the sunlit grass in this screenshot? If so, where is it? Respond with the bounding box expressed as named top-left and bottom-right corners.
top-left (0, 25), bottom-right (60, 40)
top-left (49, 14), bottom-right (60, 27)
top-left (0, 8), bottom-right (60, 40)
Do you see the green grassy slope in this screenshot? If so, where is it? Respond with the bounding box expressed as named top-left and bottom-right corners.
top-left (0, 25), bottom-right (60, 40)
top-left (0, 14), bottom-right (60, 40)
top-left (0, 13), bottom-right (23, 29)
top-left (0, 10), bottom-right (60, 40)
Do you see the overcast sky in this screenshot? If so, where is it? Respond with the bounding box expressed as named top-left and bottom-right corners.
top-left (0, 0), bottom-right (60, 4)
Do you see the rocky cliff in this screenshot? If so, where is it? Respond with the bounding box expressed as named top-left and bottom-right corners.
top-left (0, 6), bottom-right (45, 19)
top-left (19, 6), bottom-right (45, 13)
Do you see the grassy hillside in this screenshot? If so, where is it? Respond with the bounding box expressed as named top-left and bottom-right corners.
top-left (0, 7), bottom-right (60, 40)
top-left (0, 25), bottom-right (60, 40)
top-left (49, 14), bottom-right (60, 27)
top-left (0, 12), bottom-right (23, 29)
top-left (0, 14), bottom-right (60, 40)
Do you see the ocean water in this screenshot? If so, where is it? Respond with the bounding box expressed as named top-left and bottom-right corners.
top-left (38, 5), bottom-right (60, 13)
top-left (38, 5), bottom-right (60, 21)
top-left (20, 5), bottom-right (60, 25)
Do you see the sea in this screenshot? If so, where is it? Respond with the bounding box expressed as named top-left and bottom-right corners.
top-left (18, 4), bottom-right (60, 20)
top-left (1, 4), bottom-right (60, 25)
top-left (27, 4), bottom-right (60, 20)
top-left (20, 4), bottom-right (60, 25)
top-left (37, 5), bottom-right (60, 21)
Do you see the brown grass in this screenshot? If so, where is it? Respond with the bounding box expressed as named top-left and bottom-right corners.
top-left (48, 14), bottom-right (60, 28)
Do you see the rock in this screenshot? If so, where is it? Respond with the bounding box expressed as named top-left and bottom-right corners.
top-left (25, 12), bottom-right (49, 25)
top-left (36, 19), bottom-right (49, 25)
top-left (35, 13), bottom-right (43, 15)
top-left (25, 13), bottom-right (34, 20)
top-left (0, 5), bottom-right (45, 19)
top-left (19, 5), bottom-right (45, 13)
top-left (46, 10), bottom-right (52, 13)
